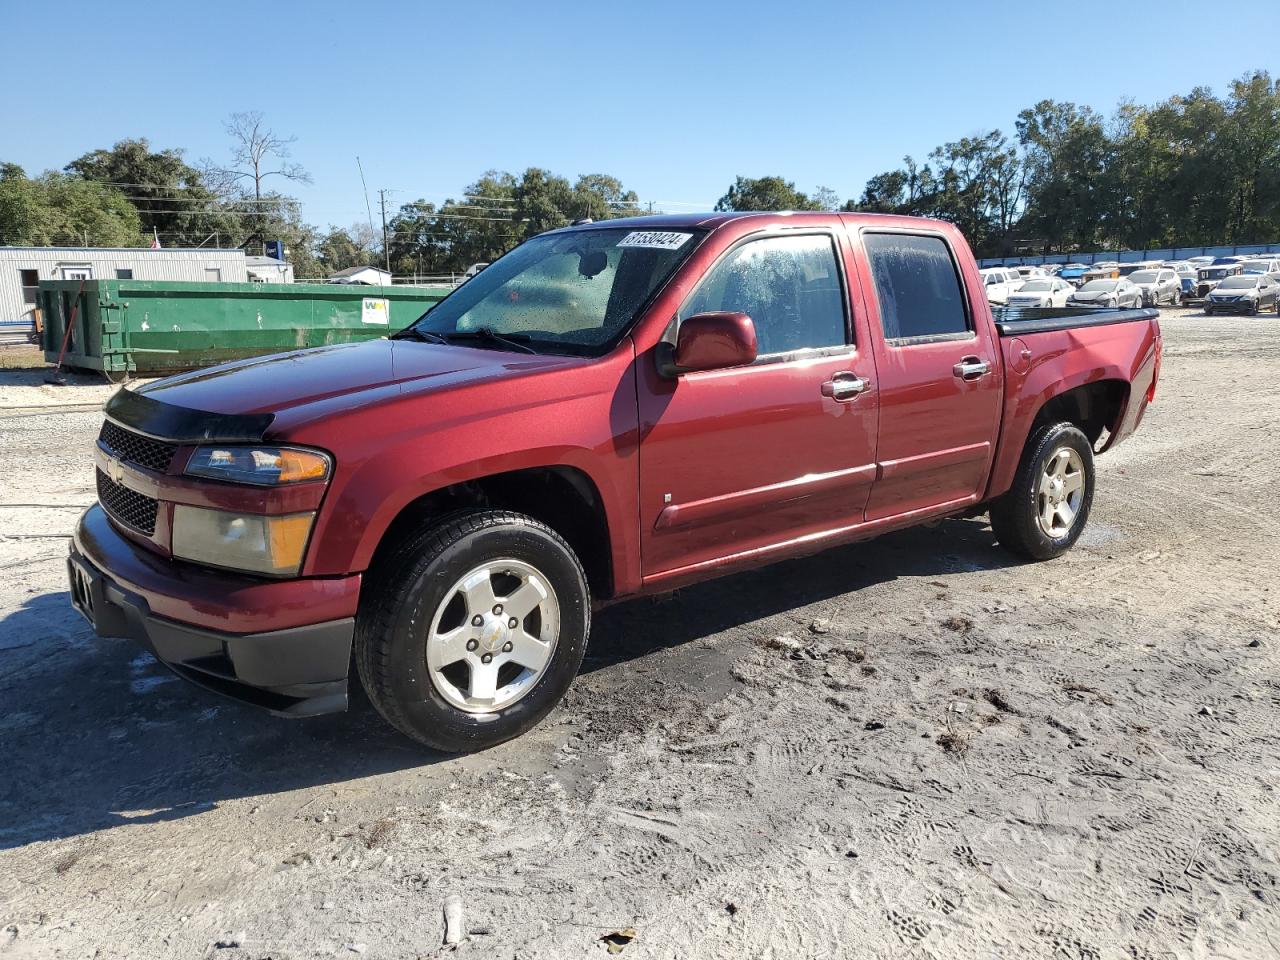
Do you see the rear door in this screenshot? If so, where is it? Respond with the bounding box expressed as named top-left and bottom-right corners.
top-left (637, 229), bottom-right (879, 578)
top-left (848, 228), bottom-right (1003, 521)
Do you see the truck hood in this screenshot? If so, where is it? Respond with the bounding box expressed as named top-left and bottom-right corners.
top-left (128, 339), bottom-right (582, 434)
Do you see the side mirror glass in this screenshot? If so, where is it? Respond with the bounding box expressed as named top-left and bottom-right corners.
top-left (660, 312), bottom-right (758, 376)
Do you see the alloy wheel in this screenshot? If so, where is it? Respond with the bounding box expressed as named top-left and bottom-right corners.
top-left (1036, 447), bottom-right (1086, 538)
top-left (425, 559), bottom-right (560, 713)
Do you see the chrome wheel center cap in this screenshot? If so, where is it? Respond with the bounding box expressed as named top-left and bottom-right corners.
top-left (478, 616), bottom-right (509, 654)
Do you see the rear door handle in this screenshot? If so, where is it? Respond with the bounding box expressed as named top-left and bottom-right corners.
top-left (953, 357), bottom-right (991, 381)
top-left (821, 372), bottom-right (869, 401)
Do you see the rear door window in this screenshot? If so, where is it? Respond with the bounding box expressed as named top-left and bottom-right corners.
top-left (863, 233), bottom-right (971, 343)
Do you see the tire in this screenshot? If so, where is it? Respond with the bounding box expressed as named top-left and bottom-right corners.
top-left (990, 422), bottom-right (1095, 561)
top-left (355, 509), bottom-right (590, 753)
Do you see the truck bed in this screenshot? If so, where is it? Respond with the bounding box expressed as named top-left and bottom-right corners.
top-left (992, 306), bottom-right (1160, 336)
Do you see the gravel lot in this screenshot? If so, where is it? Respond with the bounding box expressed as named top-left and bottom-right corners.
top-left (1, 307), bottom-right (1277, 959)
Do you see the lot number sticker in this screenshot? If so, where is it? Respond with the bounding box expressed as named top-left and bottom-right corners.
top-left (361, 297), bottom-right (390, 325)
top-left (617, 231), bottom-right (692, 250)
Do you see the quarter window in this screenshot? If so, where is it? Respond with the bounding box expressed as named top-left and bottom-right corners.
top-left (864, 233), bottom-right (970, 342)
top-left (680, 234), bottom-right (846, 355)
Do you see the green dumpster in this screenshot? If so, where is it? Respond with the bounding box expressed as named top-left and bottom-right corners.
top-left (39, 279), bottom-right (449, 378)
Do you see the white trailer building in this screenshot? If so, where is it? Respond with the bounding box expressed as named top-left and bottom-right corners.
top-left (0, 247), bottom-right (254, 334)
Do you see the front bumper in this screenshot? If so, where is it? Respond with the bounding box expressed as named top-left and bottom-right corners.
top-left (1204, 300), bottom-right (1256, 314)
top-left (70, 505), bottom-right (357, 716)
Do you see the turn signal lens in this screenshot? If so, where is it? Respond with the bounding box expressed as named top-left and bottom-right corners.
top-left (186, 446), bottom-right (331, 486)
top-left (171, 506), bottom-right (316, 576)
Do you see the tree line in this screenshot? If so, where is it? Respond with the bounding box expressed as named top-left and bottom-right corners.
top-left (2, 70), bottom-right (1276, 276)
top-left (838, 70), bottom-right (1280, 256)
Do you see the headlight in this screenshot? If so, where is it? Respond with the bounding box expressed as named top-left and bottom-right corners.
top-left (186, 445), bottom-right (331, 486)
top-left (172, 506), bottom-right (316, 576)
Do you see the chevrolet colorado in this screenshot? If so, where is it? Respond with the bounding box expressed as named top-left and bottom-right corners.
top-left (69, 213), bottom-right (1162, 752)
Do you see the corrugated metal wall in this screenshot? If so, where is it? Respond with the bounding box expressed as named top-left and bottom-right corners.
top-left (0, 248), bottom-right (250, 328)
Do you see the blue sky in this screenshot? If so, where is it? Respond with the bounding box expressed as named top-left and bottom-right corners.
top-left (4, 0), bottom-right (1274, 227)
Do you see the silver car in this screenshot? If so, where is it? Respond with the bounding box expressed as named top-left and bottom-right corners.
top-left (1066, 278), bottom-right (1144, 309)
top-left (1126, 268), bottom-right (1181, 307)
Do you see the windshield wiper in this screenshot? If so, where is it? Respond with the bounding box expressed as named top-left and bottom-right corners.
top-left (440, 327), bottom-right (540, 355)
top-left (391, 327), bottom-right (449, 344)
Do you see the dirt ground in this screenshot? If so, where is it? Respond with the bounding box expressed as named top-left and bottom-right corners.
top-left (1, 307), bottom-right (1277, 959)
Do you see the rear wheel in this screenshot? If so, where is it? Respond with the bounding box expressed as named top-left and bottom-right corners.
top-left (356, 510), bottom-right (590, 752)
top-left (990, 422), bottom-right (1095, 561)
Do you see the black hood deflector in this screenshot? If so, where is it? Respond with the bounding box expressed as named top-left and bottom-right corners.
top-left (104, 387), bottom-right (274, 443)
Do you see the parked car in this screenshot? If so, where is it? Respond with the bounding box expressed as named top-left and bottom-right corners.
top-left (1059, 263), bottom-right (1090, 286)
top-left (1191, 263), bottom-right (1244, 301)
top-left (1126, 268), bottom-right (1182, 307)
top-left (1186, 256), bottom-right (1215, 267)
top-left (1173, 264), bottom-right (1199, 302)
top-left (1204, 274), bottom-right (1280, 315)
top-left (1119, 261), bottom-right (1161, 277)
top-left (980, 267), bottom-right (1024, 304)
top-left (1014, 265), bottom-right (1047, 280)
top-left (1067, 278), bottom-right (1144, 308)
top-left (68, 211), bottom-right (1162, 752)
top-left (1242, 258), bottom-right (1280, 278)
top-left (1005, 277), bottom-right (1074, 308)
top-left (1084, 263), bottom-right (1121, 282)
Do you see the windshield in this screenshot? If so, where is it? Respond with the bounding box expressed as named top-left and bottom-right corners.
top-left (1078, 280), bottom-right (1118, 292)
top-left (1204, 268), bottom-right (1232, 279)
top-left (1243, 263), bottom-right (1274, 274)
top-left (1128, 270), bottom-right (1160, 283)
top-left (1217, 276), bottom-right (1259, 290)
top-left (1019, 280), bottom-right (1053, 291)
top-left (404, 227), bottom-right (701, 355)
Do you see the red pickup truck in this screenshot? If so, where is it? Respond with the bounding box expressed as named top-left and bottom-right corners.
top-left (69, 213), bottom-right (1161, 752)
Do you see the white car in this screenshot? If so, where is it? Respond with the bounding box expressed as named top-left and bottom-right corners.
top-left (1125, 268), bottom-right (1181, 306)
top-left (1242, 258), bottom-right (1280, 278)
top-left (1005, 277), bottom-right (1074, 308)
top-left (980, 267), bottom-right (1023, 305)
top-left (1013, 265), bottom-right (1048, 280)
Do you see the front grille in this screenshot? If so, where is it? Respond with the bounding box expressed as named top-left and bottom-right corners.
top-left (96, 469), bottom-right (158, 535)
top-left (98, 421), bottom-right (177, 474)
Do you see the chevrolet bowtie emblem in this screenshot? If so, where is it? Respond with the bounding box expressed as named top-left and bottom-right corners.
top-left (107, 459), bottom-right (124, 484)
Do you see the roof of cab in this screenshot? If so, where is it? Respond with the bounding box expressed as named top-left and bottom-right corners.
top-left (549, 210), bottom-right (955, 233)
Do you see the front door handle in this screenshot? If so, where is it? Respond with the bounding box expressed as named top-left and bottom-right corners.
top-left (821, 372), bottom-right (869, 401)
top-left (953, 357), bottom-right (991, 381)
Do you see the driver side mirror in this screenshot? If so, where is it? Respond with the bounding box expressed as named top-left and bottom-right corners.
top-left (658, 312), bottom-right (758, 377)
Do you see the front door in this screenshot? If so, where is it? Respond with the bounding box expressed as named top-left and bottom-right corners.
top-left (851, 228), bottom-right (1003, 521)
top-left (637, 231), bottom-right (880, 581)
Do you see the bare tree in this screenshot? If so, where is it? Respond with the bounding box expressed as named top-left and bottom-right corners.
top-left (210, 111), bottom-right (312, 201)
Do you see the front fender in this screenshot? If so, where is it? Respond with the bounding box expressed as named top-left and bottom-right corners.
top-left (294, 348), bottom-right (642, 593)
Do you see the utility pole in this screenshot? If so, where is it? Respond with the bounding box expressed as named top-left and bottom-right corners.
top-left (378, 189), bottom-right (390, 274)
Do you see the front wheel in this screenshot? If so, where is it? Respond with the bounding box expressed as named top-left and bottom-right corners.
top-left (356, 510), bottom-right (590, 752)
top-left (990, 422), bottom-right (1095, 561)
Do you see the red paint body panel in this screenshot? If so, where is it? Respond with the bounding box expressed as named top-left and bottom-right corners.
top-left (74, 504), bottom-right (360, 634)
top-left (83, 211), bottom-right (1159, 637)
top-left (985, 318), bottom-right (1160, 500)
